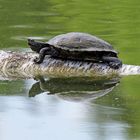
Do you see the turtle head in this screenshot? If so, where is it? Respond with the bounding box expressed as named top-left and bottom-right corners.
top-left (28, 39), bottom-right (50, 53)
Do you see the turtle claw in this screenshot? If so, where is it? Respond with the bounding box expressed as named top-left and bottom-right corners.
top-left (33, 57), bottom-right (43, 64)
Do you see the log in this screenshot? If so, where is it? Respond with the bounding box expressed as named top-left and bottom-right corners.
top-left (0, 50), bottom-right (139, 80)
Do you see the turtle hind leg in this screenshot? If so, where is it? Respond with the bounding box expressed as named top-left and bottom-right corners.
top-left (102, 56), bottom-right (122, 69)
top-left (34, 48), bottom-right (50, 64)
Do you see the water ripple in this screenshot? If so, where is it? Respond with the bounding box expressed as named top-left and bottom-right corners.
top-left (11, 36), bottom-right (50, 41)
top-left (23, 11), bottom-right (59, 17)
top-left (9, 25), bottom-right (33, 29)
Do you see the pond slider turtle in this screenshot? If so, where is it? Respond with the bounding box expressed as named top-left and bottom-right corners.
top-left (28, 32), bottom-right (122, 69)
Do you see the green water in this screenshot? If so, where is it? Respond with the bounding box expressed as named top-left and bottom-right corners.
top-left (0, 0), bottom-right (140, 140)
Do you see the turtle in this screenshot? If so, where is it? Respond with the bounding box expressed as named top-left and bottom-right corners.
top-left (28, 32), bottom-right (122, 69)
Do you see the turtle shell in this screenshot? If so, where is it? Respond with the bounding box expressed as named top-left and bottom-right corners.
top-left (48, 32), bottom-right (117, 54)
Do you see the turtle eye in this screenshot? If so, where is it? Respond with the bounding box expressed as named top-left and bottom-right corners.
top-left (28, 39), bottom-right (35, 46)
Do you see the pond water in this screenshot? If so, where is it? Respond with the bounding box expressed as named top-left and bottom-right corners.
top-left (0, 0), bottom-right (140, 140)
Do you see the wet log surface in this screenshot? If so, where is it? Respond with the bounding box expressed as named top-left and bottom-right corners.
top-left (0, 51), bottom-right (139, 80)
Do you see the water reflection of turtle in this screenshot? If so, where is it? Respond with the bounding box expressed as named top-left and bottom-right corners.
top-left (29, 77), bottom-right (120, 102)
top-left (28, 32), bottom-right (122, 69)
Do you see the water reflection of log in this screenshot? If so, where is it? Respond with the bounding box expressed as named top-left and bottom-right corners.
top-left (29, 77), bottom-right (120, 102)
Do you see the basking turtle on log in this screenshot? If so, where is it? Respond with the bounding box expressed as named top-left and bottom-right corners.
top-left (0, 32), bottom-right (139, 80)
top-left (28, 32), bottom-right (122, 69)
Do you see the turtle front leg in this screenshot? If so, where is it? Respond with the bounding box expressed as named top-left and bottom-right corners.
top-left (102, 56), bottom-right (122, 69)
top-left (34, 48), bottom-right (50, 64)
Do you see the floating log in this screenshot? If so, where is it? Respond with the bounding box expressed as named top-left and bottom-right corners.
top-left (0, 50), bottom-right (139, 79)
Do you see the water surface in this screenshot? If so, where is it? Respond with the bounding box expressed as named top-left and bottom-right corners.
top-left (0, 0), bottom-right (140, 140)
